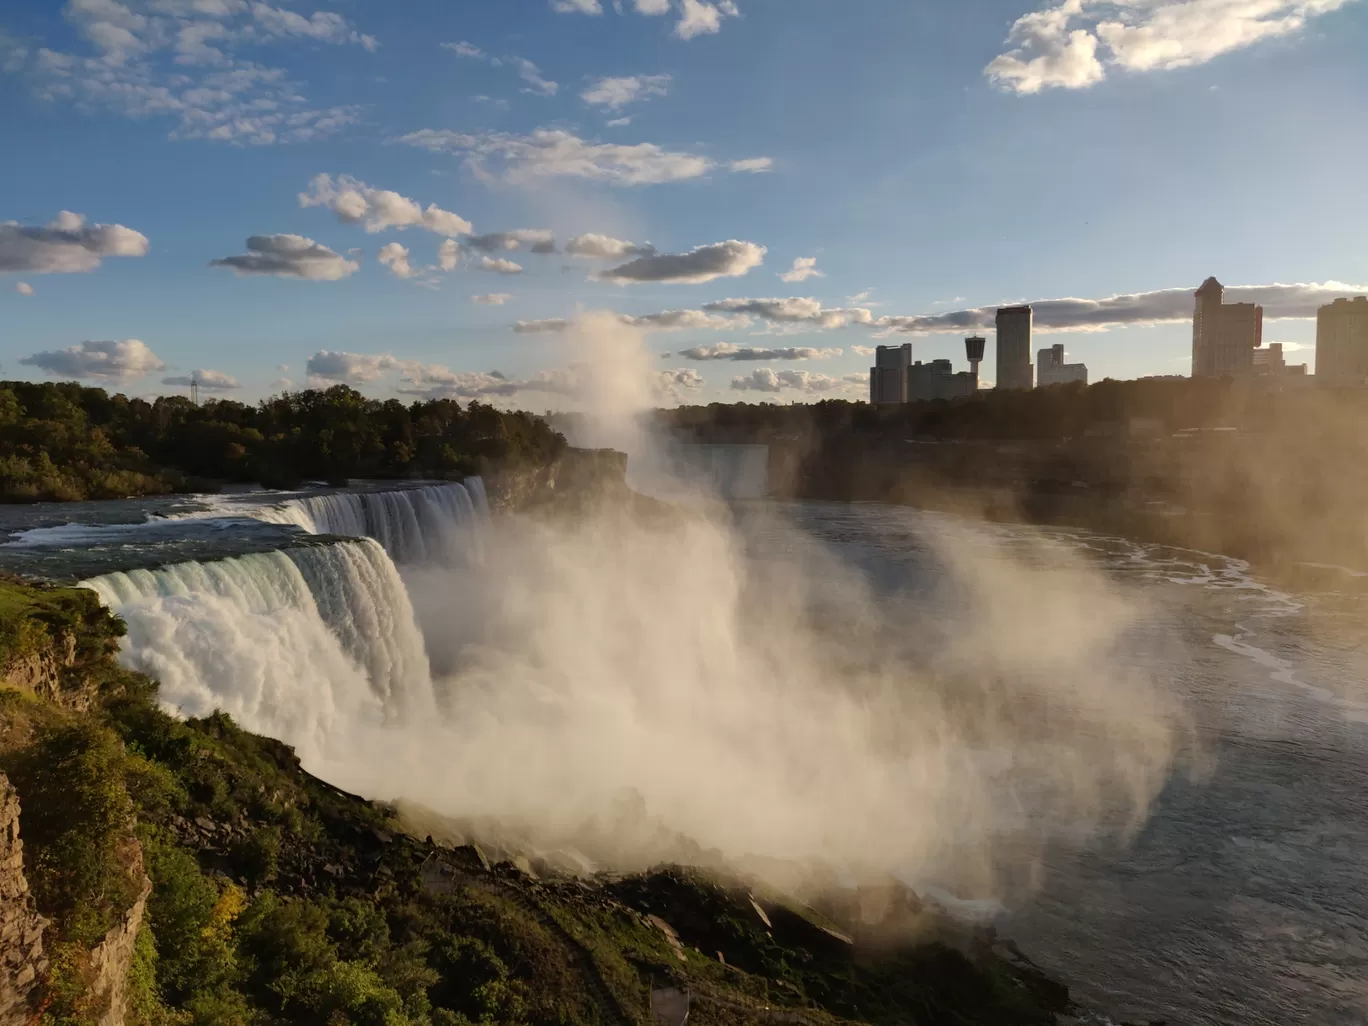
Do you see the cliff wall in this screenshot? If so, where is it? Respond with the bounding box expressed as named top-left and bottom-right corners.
top-left (0, 771), bottom-right (48, 1026)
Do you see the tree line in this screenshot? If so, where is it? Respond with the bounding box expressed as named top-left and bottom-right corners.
top-left (0, 380), bottom-right (567, 502)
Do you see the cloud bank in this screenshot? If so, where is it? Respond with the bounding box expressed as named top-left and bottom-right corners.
top-left (678, 343), bottom-right (843, 361)
top-left (597, 240), bottom-right (766, 284)
top-left (730, 368), bottom-right (865, 394)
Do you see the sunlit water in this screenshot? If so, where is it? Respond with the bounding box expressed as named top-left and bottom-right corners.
top-left (4, 490), bottom-right (1364, 1025)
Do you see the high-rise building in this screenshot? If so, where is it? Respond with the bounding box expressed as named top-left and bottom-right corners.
top-left (909, 359), bottom-right (978, 401)
top-left (1191, 277), bottom-right (1262, 378)
top-left (1036, 344), bottom-right (1088, 386)
top-left (869, 343), bottom-right (912, 404)
top-left (995, 306), bottom-right (1033, 390)
top-left (1316, 296), bottom-right (1368, 387)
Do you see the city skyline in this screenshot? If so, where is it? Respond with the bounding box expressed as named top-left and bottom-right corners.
top-left (4, 0), bottom-right (1368, 406)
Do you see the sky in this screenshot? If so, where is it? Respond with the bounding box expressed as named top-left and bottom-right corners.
top-left (3, 0), bottom-right (1368, 407)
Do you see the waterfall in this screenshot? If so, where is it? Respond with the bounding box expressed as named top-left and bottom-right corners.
top-left (259, 479), bottom-right (487, 565)
top-left (83, 539), bottom-right (435, 763)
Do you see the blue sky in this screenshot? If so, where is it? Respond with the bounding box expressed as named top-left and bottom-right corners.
top-left (3, 0), bottom-right (1368, 406)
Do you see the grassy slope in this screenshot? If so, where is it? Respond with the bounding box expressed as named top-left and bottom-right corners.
top-left (0, 579), bottom-right (1074, 1026)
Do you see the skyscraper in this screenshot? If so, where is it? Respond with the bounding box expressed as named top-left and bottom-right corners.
top-left (1191, 277), bottom-right (1262, 378)
top-left (1316, 296), bottom-right (1368, 387)
top-left (995, 306), bottom-right (1033, 390)
top-left (1036, 344), bottom-right (1088, 386)
top-left (869, 343), bottom-right (912, 404)
top-left (965, 336), bottom-right (986, 390)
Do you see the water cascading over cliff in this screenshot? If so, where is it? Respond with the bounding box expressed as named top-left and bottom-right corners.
top-left (257, 479), bottom-right (488, 565)
top-left (83, 539), bottom-right (436, 764)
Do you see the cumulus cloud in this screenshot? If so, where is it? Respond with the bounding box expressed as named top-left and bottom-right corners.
top-left (0, 211), bottom-right (150, 274)
top-left (597, 239), bottom-right (765, 284)
top-left (393, 127), bottom-right (767, 187)
top-left (703, 296), bottom-right (874, 328)
top-left (581, 73), bottom-right (672, 109)
top-left (678, 342), bottom-right (843, 361)
top-left (986, 0), bottom-right (1355, 95)
top-left (299, 174), bottom-right (473, 237)
top-left (677, 0), bottom-right (739, 39)
top-left (377, 242), bottom-right (415, 278)
top-left (477, 255), bottom-right (523, 275)
top-left (8, 0), bottom-right (371, 145)
top-left (851, 345), bottom-right (876, 356)
top-left (438, 239), bottom-right (461, 272)
top-left (20, 339), bottom-right (165, 382)
top-left (15, 282), bottom-right (33, 295)
top-left (306, 350), bottom-right (401, 383)
top-left (565, 234), bottom-right (655, 259)
top-left (657, 366), bottom-right (706, 400)
top-left (463, 229), bottom-right (556, 254)
top-left (514, 318), bottom-right (571, 334)
top-left (210, 234), bottom-right (359, 280)
top-left (472, 292), bottom-right (514, 305)
top-left (620, 309), bottom-right (749, 331)
top-left (730, 368), bottom-right (865, 394)
top-left (161, 368), bottom-right (240, 391)
top-left (730, 157), bottom-right (773, 173)
top-left (551, 0), bottom-right (603, 12)
top-left (635, 0), bottom-right (673, 11)
top-left (779, 256), bottom-right (823, 283)
top-left (874, 280), bottom-right (1368, 335)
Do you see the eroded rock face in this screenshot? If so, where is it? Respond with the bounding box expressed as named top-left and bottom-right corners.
top-left (0, 771), bottom-right (49, 1026)
top-left (87, 852), bottom-right (151, 1026)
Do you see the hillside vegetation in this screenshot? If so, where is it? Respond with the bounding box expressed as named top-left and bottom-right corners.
top-left (0, 576), bottom-right (1075, 1026)
top-left (0, 381), bottom-right (566, 503)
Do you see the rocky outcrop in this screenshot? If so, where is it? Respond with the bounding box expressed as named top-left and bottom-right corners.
top-left (487, 448), bottom-right (629, 513)
top-left (1, 630), bottom-right (88, 711)
top-left (0, 772), bottom-right (48, 1026)
top-left (86, 849), bottom-right (151, 1026)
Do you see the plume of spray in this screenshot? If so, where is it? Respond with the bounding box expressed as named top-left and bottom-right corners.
top-left (339, 311), bottom-right (1188, 902)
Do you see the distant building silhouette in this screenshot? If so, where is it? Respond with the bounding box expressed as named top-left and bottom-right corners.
top-left (909, 359), bottom-right (977, 401)
top-left (1252, 342), bottom-right (1308, 379)
top-left (1036, 344), bottom-right (1087, 386)
top-left (1316, 296), bottom-right (1368, 386)
top-left (965, 335), bottom-right (986, 390)
top-left (869, 343), bottom-right (911, 404)
top-left (995, 306), bottom-right (1033, 390)
top-left (1191, 277), bottom-right (1262, 378)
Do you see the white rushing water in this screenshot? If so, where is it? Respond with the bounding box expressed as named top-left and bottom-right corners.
top-left (83, 538), bottom-right (437, 763)
top-left (249, 479), bottom-right (488, 565)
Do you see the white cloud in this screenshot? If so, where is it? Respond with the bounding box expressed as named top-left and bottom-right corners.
top-left (472, 292), bottom-right (513, 305)
top-left (511, 56), bottom-right (558, 95)
top-left (657, 367), bottom-right (705, 400)
top-left (730, 157), bottom-right (773, 173)
top-left (581, 73), bottom-right (672, 109)
top-left (986, 0), bottom-right (1355, 95)
top-left (394, 127), bottom-right (767, 187)
top-left (874, 280), bottom-right (1368, 334)
top-left (306, 350), bottom-right (400, 383)
top-left (730, 368), bottom-right (864, 395)
top-left (848, 289), bottom-right (874, 304)
top-left (210, 234), bottom-right (359, 280)
top-left (779, 256), bottom-right (823, 283)
top-left (377, 241), bottom-right (415, 278)
top-left (565, 233), bottom-right (655, 259)
top-left (597, 239), bottom-right (765, 284)
top-left (606, 116), bottom-right (633, 127)
top-left (551, 0), bottom-right (603, 12)
top-left (620, 309), bottom-right (748, 331)
top-left (679, 343), bottom-right (843, 361)
top-left (477, 256), bottom-right (523, 275)
top-left (703, 296), bottom-right (874, 328)
top-left (0, 211), bottom-right (150, 274)
top-left (270, 377), bottom-right (293, 391)
top-left (161, 367), bottom-right (239, 390)
top-left (851, 345), bottom-right (876, 356)
top-left (9, 0), bottom-right (372, 144)
top-left (20, 338), bottom-right (165, 381)
top-left (676, 0), bottom-right (737, 39)
top-left (634, 0), bottom-right (672, 12)
top-left (438, 239), bottom-right (460, 272)
top-left (15, 282), bottom-right (34, 295)
top-left (440, 40), bottom-right (485, 59)
top-left (299, 174), bottom-right (473, 237)
top-left (514, 318), bottom-right (570, 333)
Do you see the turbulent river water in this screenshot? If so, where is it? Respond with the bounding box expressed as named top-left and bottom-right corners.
top-left (1, 486), bottom-right (1364, 1026)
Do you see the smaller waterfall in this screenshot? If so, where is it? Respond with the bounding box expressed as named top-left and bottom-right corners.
top-left (83, 539), bottom-right (436, 762)
top-left (260, 479), bottom-right (486, 565)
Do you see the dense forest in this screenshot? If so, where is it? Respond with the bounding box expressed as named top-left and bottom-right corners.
top-left (0, 381), bottom-right (567, 503)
